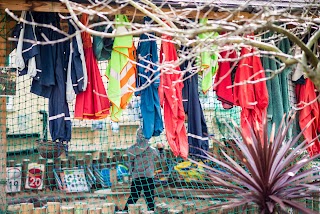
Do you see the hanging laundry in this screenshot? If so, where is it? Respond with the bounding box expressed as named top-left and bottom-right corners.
top-left (106, 14), bottom-right (136, 121)
top-left (92, 22), bottom-right (114, 61)
top-left (233, 35), bottom-right (269, 141)
top-left (31, 12), bottom-right (59, 98)
top-left (262, 33), bottom-right (291, 136)
top-left (74, 14), bottom-right (110, 120)
top-left (49, 34), bottom-right (72, 144)
top-left (159, 34), bottom-right (188, 159)
top-left (296, 78), bottom-right (320, 157)
top-left (33, 12), bottom-right (71, 144)
top-left (66, 19), bottom-right (88, 103)
top-left (136, 17), bottom-right (163, 139)
top-left (198, 18), bottom-right (219, 94)
top-left (213, 44), bottom-right (237, 109)
top-left (180, 46), bottom-right (209, 158)
top-left (14, 11), bottom-right (39, 77)
top-left (11, 12), bottom-right (26, 71)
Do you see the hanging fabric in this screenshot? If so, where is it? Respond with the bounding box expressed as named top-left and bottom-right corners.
top-left (106, 14), bottom-right (136, 121)
top-left (233, 34), bottom-right (269, 141)
top-left (261, 33), bottom-right (291, 136)
top-left (198, 18), bottom-right (219, 94)
top-left (296, 78), bottom-right (320, 157)
top-left (74, 14), bottom-right (110, 120)
top-left (92, 20), bottom-right (114, 61)
top-left (213, 38), bottom-right (237, 109)
top-left (66, 19), bottom-right (88, 103)
top-left (12, 11), bottom-right (26, 72)
top-left (31, 12), bottom-right (71, 144)
top-left (159, 34), bottom-right (188, 159)
top-left (136, 17), bottom-right (163, 139)
top-left (180, 46), bottom-right (209, 158)
top-left (31, 12), bottom-right (59, 98)
top-left (48, 32), bottom-right (71, 144)
top-left (14, 11), bottom-right (41, 77)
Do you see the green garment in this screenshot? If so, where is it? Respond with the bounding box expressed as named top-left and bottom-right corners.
top-left (106, 14), bottom-right (134, 121)
top-left (261, 32), bottom-right (291, 137)
top-left (198, 18), bottom-right (219, 94)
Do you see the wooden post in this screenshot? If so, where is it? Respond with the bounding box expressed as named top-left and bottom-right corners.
top-left (22, 159), bottom-right (30, 192)
top-left (113, 151), bottom-right (121, 163)
top-left (68, 154), bottom-right (76, 168)
top-left (7, 159), bottom-right (15, 167)
top-left (33, 207), bottom-right (47, 214)
top-left (101, 203), bottom-right (115, 214)
top-left (168, 210), bottom-right (182, 214)
top-left (182, 202), bottom-right (195, 214)
top-left (88, 208), bottom-right (102, 214)
top-left (313, 193), bottom-right (320, 212)
top-left (76, 159), bottom-right (85, 168)
top-left (0, 96), bottom-right (6, 209)
top-left (84, 153), bottom-right (92, 167)
top-left (47, 202), bottom-right (61, 214)
top-left (122, 154), bottom-right (128, 167)
top-left (110, 168), bottom-right (118, 188)
top-left (46, 159), bottom-right (54, 191)
top-left (19, 203), bottom-right (34, 214)
top-left (92, 158), bottom-right (99, 166)
top-left (61, 206), bottom-right (74, 214)
top-left (74, 202), bottom-right (88, 214)
top-left (128, 204), bottom-right (141, 214)
top-left (100, 151), bottom-right (107, 164)
top-left (61, 159), bottom-right (69, 169)
top-left (106, 157), bottom-right (112, 164)
top-left (39, 158), bottom-right (47, 190)
top-left (0, 9), bottom-right (7, 212)
top-left (54, 158), bottom-right (61, 170)
top-left (156, 203), bottom-right (169, 214)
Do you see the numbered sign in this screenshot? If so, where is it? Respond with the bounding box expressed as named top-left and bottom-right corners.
top-left (6, 167), bottom-right (22, 193)
top-left (25, 163), bottom-right (45, 190)
top-left (64, 169), bottom-right (89, 193)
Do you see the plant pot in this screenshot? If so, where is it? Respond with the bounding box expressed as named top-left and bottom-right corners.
top-left (36, 140), bottom-right (63, 159)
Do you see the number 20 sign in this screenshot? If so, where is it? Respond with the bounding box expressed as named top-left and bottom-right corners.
top-left (25, 163), bottom-right (45, 190)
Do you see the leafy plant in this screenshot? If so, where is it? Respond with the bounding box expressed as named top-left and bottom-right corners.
top-left (193, 113), bottom-right (320, 214)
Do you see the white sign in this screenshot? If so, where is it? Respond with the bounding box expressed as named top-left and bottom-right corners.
top-left (64, 169), bottom-right (89, 193)
top-left (6, 167), bottom-right (22, 193)
top-left (25, 163), bottom-right (45, 190)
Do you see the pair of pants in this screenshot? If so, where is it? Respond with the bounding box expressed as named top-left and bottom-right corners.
top-left (124, 177), bottom-right (155, 211)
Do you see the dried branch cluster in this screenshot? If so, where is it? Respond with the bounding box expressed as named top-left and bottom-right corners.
top-left (5, 0), bottom-right (320, 89)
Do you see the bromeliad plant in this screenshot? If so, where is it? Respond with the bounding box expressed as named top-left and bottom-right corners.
top-left (194, 114), bottom-right (320, 214)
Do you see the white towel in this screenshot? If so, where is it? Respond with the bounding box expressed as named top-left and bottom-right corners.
top-left (66, 42), bottom-right (76, 103)
top-left (27, 56), bottom-right (37, 77)
top-left (26, 12), bottom-right (38, 78)
top-left (15, 11), bottom-right (26, 71)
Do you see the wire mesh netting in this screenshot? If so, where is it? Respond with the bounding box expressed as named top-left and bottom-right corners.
top-left (0, 8), bottom-right (319, 214)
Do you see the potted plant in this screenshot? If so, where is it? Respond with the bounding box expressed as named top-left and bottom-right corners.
top-left (193, 113), bottom-right (320, 214)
